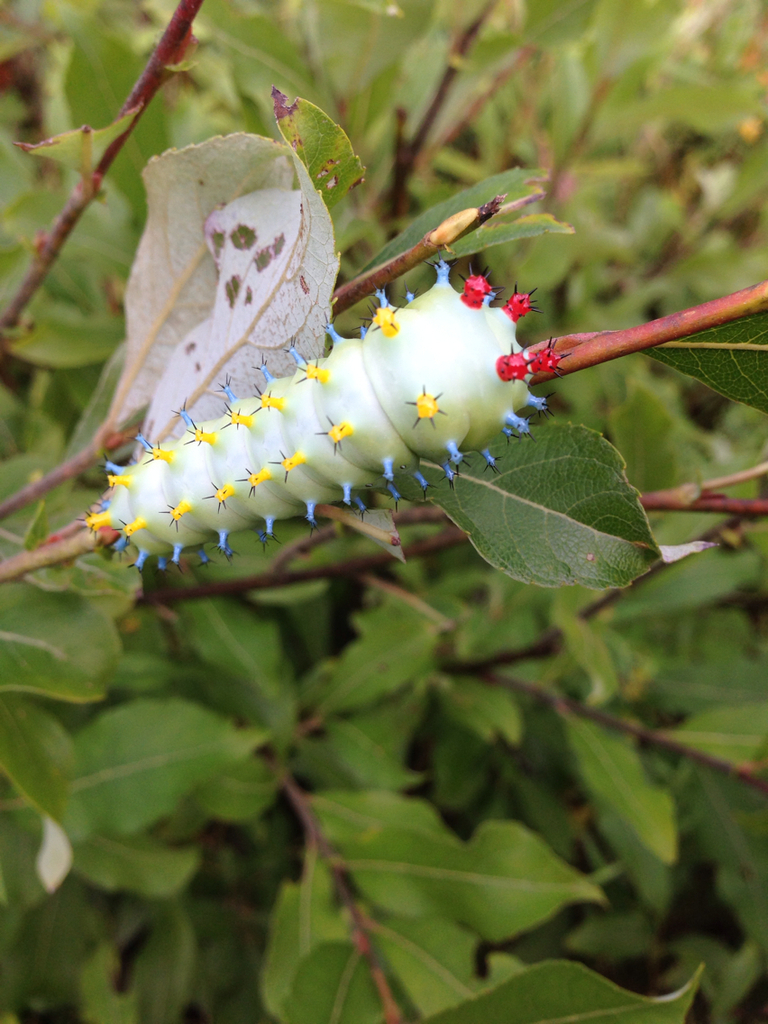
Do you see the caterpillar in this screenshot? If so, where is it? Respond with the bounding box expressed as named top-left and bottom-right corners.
top-left (85, 260), bottom-right (562, 570)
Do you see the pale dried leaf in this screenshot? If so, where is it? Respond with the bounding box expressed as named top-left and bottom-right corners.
top-left (659, 541), bottom-right (719, 564)
top-left (112, 133), bottom-right (298, 427)
top-left (36, 816), bottom-right (73, 894)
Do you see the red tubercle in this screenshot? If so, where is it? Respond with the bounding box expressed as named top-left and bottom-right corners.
top-left (526, 338), bottom-right (563, 374)
top-left (502, 286), bottom-right (539, 323)
top-left (460, 273), bottom-right (493, 309)
top-left (495, 352), bottom-right (530, 382)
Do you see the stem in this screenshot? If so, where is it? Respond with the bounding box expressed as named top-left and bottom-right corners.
top-left (277, 769), bottom-right (404, 1024)
top-left (484, 671), bottom-right (768, 799)
top-left (530, 279), bottom-right (768, 383)
top-left (0, 0), bottom-right (204, 350)
top-left (641, 494), bottom-right (768, 516)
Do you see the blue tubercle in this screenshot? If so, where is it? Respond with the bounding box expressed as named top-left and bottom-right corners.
top-left (442, 462), bottom-right (457, 485)
top-left (481, 448), bottom-right (498, 471)
top-left (526, 394), bottom-right (549, 413)
top-left (405, 289), bottom-right (415, 304)
top-left (172, 543), bottom-right (184, 565)
top-left (135, 433), bottom-right (153, 453)
top-left (105, 460), bottom-right (124, 475)
top-left (113, 534), bottom-right (129, 552)
top-left (326, 323), bottom-right (344, 346)
top-left (413, 470), bottom-right (430, 495)
top-left (374, 288), bottom-right (390, 308)
top-left (342, 483), bottom-right (352, 505)
top-left (100, 499), bottom-right (111, 511)
top-left (220, 379), bottom-right (238, 403)
top-left (382, 457), bottom-right (395, 482)
top-left (386, 482), bottom-right (401, 504)
top-left (198, 549), bottom-right (210, 565)
top-left (305, 501), bottom-right (317, 527)
top-left (177, 406), bottom-right (195, 430)
top-left (217, 529), bottom-right (233, 558)
top-left (505, 412), bottom-right (532, 437)
top-left (260, 361), bottom-right (276, 384)
top-left (434, 259), bottom-right (452, 287)
top-left (265, 516), bottom-right (275, 537)
top-left (446, 440), bottom-right (463, 465)
top-left (353, 496), bottom-right (367, 513)
top-left (359, 325), bottom-right (367, 340)
top-left (134, 549), bottom-right (150, 571)
top-left (289, 346), bottom-right (306, 368)
top-left (157, 556), bottom-right (168, 572)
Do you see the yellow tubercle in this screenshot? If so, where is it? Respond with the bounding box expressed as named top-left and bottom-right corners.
top-left (85, 510), bottom-right (113, 531)
top-left (230, 410), bottom-right (254, 428)
top-left (305, 363), bottom-right (331, 384)
top-left (416, 392), bottom-right (440, 419)
top-left (329, 421), bottom-right (354, 444)
top-left (107, 474), bottom-right (131, 488)
top-left (215, 483), bottom-right (236, 504)
top-left (152, 447), bottom-right (174, 463)
top-left (372, 307), bottom-right (399, 338)
top-left (170, 499), bottom-right (193, 521)
top-left (124, 516), bottom-right (148, 537)
top-left (247, 468), bottom-right (272, 488)
top-left (261, 394), bottom-right (286, 412)
top-left (194, 428), bottom-right (217, 445)
top-left (281, 452), bottom-right (306, 473)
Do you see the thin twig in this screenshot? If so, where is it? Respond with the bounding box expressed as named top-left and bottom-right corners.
top-left (390, 1), bottom-right (497, 218)
top-left (641, 494), bottom-right (768, 516)
top-left (277, 768), bottom-right (404, 1024)
top-left (529, 278), bottom-right (768, 384)
top-left (332, 192), bottom-right (517, 315)
top-left (141, 524), bottom-right (465, 605)
top-left (358, 572), bottom-right (455, 630)
top-left (0, 0), bottom-right (203, 352)
top-left (484, 671), bottom-right (768, 798)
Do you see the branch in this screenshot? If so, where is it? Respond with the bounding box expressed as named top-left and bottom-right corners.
top-left (0, 0), bottom-right (204, 350)
top-left (277, 767), bottom-right (403, 1024)
top-left (484, 671), bottom-right (768, 799)
top-left (641, 494), bottom-right (768, 516)
top-left (142, 521), bottom-right (465, 605)
top-left (332, 192), bottom-right (540, 315)
top-left (529, 278), bottom-right (768, 383)
top-left (390, 2), bottom-right (497, 218)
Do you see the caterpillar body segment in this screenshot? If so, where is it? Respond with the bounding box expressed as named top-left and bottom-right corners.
top-left (95, 263), bottom-right (552, 568)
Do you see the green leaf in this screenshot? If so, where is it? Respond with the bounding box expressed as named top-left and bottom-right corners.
top-left (648, 312), bottom-right (768, 414)
top-left (73, 834), bottom-right (200, 898)
top-left (566, 716), bottom-right (677, 864)
top-left (14, 106), bottom-right (140, 176)
top-left (81, 944), bottom-right (139, 1024)
top-left (272, 87), bottom-right (365, 209)
top-left (194, 756), bottom-right (277, 822)
top-left (9, 307), bottom-right (123, 369)
top-left (261, 850), bottom-right (347, 1018)
top-left (65, 698), bottom-right (264, 838)
top-left (553, 591), bottom-right (619, 704)
top-left (566, 909), bottom-right (654, 960)
top-left (362, 169), bottom-right (547, 272)
top-left (0, 695), bottom-right (72, 820)
top-left (311, 602), bottom-right (436, 714)
top-left (0, 584), bottom-right (120, 702)
top-left (283, 942), bottom-right (381, 1024)
top-left (441, 678), bottom-right (522, 746)
top-left (314, 792), bottom-right (604, 942)
top-left (403, 424), bottom-right (659, 589)
top-left (450, 211), bottom-right (574, 258)
top-left (420, 960), bottom-right (701, 1024)
top-left (608, 382), bottom-right (678, 491)
top-left (22, 501), bottom-right (48, 552)
top-left (669, 703), bottom-right (768, 764)
top-left (132, 903), bottom-right (195, 1024)
top-left (372, 916), bottom-right (477, 1016)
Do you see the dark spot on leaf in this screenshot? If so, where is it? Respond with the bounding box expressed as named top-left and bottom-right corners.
top-left (231, 224), bottom-right (257, 250)
top-left (212, 231), bottom-right (225, 258)
top-left (185, 341), bottom-right (196, 354)
top-left (254, 234), bottom-right (286, 272)
top-left (225, 275), bottom-right (241, 307)
top-left (272, 233), bottom-right (285, 257)
top-left (586, 552), bottom-right (596, 562)
top-left (291, 139), bottom-right (298, 151)
top-left (350, 175), bottom-right (365, 190)
top-left (272, 85), bottom-right (299, 119)
top-left (195, 362), bottom-right (201, 372)
top-left (198, 179), bottom-right (205, 186)
top-left (316, 159), bottom-right (340, 180)
top-left (325, 175), bottom-right (338, 190)
top-left (300, 276), bottom-right (309, 295)
top-left (245, 286), bottom-right (253, 305)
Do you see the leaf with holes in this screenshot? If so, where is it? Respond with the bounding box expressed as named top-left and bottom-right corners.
top-left (272, 87), bottom-right (365, 209)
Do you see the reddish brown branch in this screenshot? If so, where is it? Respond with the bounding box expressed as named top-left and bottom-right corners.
top-left (0, 0), bottom-right (203, 350)
top-left (277, 768), bottom-right (403, 1024)
top-left (530, 279), bottom-right (768, 384)
top-left (390, 2), bottom-right (496, 218)
top-left (485, 671), bottom-right (768, 799)
top-left (641, 493), bottom-right (768, 516)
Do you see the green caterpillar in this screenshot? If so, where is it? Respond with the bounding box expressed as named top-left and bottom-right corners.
top-left (86, 261), bottom-right (559, 570)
